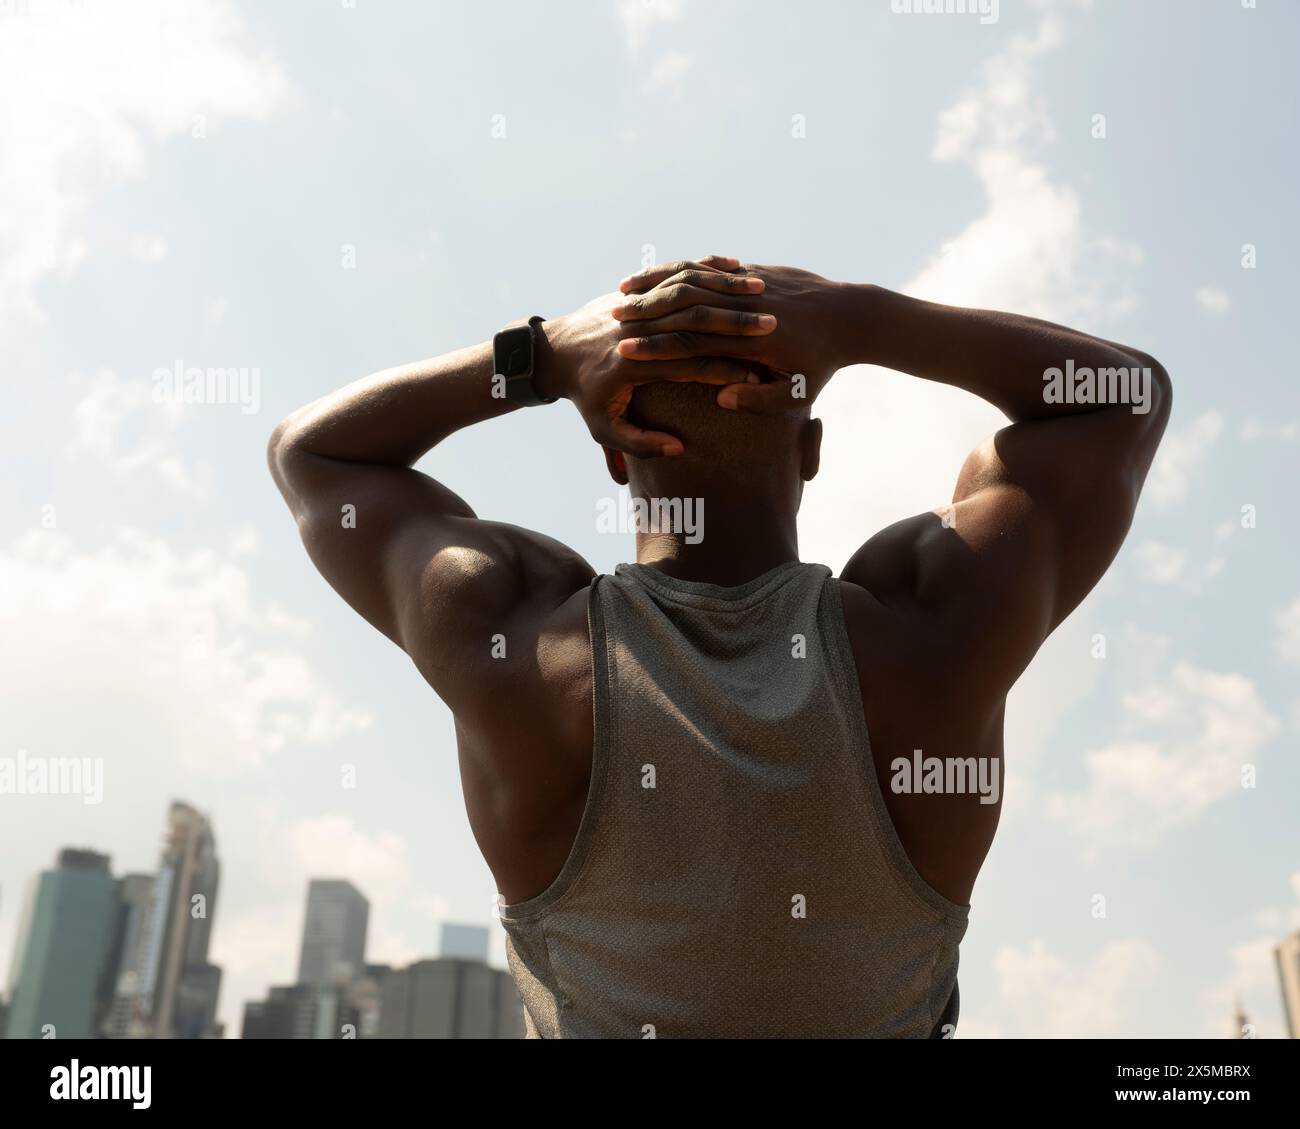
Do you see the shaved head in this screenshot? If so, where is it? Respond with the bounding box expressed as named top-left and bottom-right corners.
top-left (626, 380), bottom-right (809, 470)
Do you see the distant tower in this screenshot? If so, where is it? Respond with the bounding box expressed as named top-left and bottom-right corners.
top-left (4, 849), bottom-right (117, 1039)
top-left (131, 802), bottom-right (223, 1037)
top-left (103, 873), bottom-right (156, 1037)
top-left (296, 880), bottom-right (370, 987)
top-left (1277, 931), bottom-right (1300, 1039)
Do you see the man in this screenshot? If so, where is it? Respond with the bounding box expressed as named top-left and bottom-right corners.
top-left (268, 255), bottom-right (1170, 1038)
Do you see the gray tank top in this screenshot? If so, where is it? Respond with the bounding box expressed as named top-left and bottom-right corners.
top-left (499, 560), bottom-right (969, 1038)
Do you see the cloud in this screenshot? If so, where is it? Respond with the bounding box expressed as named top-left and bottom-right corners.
top-left (802, 12), bottom-right (1146, 572)
top-left (1147, 410), bottom-right (1223, 507)
top-left (905, 16), bottom-right (1134, 324)
top-left (993, 938), bottom-right (1160, 1035)
top-left (68, 369), bottom-right (201, 495)
top-left (1048, 662), bottom-right (1278, 845)
top-left (1194, 286), bottom-right (1231, 314)
top-left (0, 528), bottom-right (372, 774)
top-left (1276, 596), bottom-right (1300, 665)
top-left (616, 0), bottom-right (685, 55)
top-left (0, 0), bottom-right (291, 339)
top-left (1133, 540), bottom-right (1186, 585)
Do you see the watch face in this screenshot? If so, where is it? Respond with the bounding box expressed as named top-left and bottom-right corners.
top-left (495, 326), bottom-right (532, 378)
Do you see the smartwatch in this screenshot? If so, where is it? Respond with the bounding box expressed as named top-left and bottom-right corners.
top-left (493, 315), bottom-right (556, 406)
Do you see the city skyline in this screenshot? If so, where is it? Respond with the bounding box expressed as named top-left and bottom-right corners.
top-left (2, 797), bottom-right (521, 1038)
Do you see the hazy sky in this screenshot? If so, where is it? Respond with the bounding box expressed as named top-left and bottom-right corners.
top-left (2, 0), bottom-right (1297, 1037)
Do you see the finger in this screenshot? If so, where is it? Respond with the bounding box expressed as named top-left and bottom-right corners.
top-left (618, 257), bottom-right (741, 294)
top-left (604, 416), bottom-right (685, 459)
top-left (621, 306), bottom-right (775, 338)
top-left (626, 356), bottom-right (762, 386)
top-left (616, 331), bottom-right (761, 362)
top-left (716, 376), bottom-right (801, 414)
top-left (612, 274), bottom-right (765, 320)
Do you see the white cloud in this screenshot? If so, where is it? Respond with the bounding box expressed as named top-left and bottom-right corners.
top-left (285, 816), bottom-right (412, 905)
top-left (0, 528), bottom-right (372, 773)
top-left (1147, 410), bottom-right (1223, 507)
top-left (994, 938), bottom-right (1160, 1036)
top-left (1048, 662), bottom-right (1278, 844)
top-left (0, 0), bottom-right (290, 339)
top-left (1133, 540), bottom-right (1186, 585)
top-left (1275, 595), bottom-right (1300, 665)
top-left (1195, 286), bottom-right (1231, 314)
top-left (616, 0), bottom-right (685, 55)
top-left (68, 369), bottom-right (201, 495)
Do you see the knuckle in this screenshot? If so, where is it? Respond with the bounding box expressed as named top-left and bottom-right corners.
top-left (688, 304), bottom-right (712, 326)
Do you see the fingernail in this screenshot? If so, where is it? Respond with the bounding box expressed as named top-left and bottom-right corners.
top-left (747, 373), bottom-right (760, 384)
top-left (718, 389), bottom-right (739, 409)
top-left (610, 305), bottom-right (627, 319)
top-left (661, 443), bottom-right (682, 456)
top-left (746, 277), bottom-right (765, 291)
top-left (617, 339), bottom-right (638, 356)
top-left (757, 314), bottom-right (777, 329)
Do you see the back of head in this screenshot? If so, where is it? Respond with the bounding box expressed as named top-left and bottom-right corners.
top-left (626, 381), bottom-right (808, 476)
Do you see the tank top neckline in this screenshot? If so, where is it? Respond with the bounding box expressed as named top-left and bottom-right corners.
top-left (614, 559), bottom-right (812, 610)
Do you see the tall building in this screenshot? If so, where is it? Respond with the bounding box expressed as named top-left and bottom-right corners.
top-left (102, 874), bottom-right (155, 1038)
top-left (242, 969), bottom-right (385, 1040)
top-left (296, 879), bottom-right (369, 987)
top-left (126, 801), bottom-right (223, 1038)
top-left (377, 958), bottom-right (524, 1039)
top-left (4, 849), bottom-right (118, 1039)
top-left (440, 922), bottom-right (490, 963)
top-left (1276, 930), bottom-right (1300, 1039)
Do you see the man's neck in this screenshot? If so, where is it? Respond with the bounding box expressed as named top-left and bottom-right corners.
top-left (633, 494), bottom-right (800, 587)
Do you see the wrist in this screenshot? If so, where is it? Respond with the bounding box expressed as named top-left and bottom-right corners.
top-left (826, 282), bottom-right (886, 368)
top-left (531, 314), bottom-right (573, 402)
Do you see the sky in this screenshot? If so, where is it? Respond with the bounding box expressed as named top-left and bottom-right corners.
top-left (1, 0), bottom-right (1297, 1038)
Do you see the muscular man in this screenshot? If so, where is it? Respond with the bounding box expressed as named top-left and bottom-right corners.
top-left (268, 255), bottom-right (1170, 1038)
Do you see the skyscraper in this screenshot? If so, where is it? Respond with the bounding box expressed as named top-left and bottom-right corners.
top-left (102, 873), bottom-right (155, 1038)
top-left (377, 958), bottom-right (524, 1039)
top-left (1276, 930), bottom-right (1300, 1039)
top-left (126, 801), bottom-right (223, 1038)
top-left (4, 849), bottom-right (117, 1039)
top-left (296, 879), bottom-right (369, 987)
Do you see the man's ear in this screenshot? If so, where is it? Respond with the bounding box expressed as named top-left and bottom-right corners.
top-left (604, 446), bottom-right (629, 486)
top-left (800, 417), bottom-right (822, 482)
